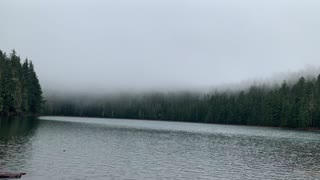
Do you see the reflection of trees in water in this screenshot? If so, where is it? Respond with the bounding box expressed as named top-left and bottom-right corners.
top-left (0, 116), bottom-right (39, 171)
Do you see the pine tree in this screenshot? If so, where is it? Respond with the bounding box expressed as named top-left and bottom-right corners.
top-left (0, 49), bottom-right (43, 116)
top-left (279, 81), bottom-right (290, 127)
top-left (28, 61), bottom-right (43, 114)
top-left (21, 59), bottom-right (30, 113)
top-left (0, 50), bottom-right (4, 113)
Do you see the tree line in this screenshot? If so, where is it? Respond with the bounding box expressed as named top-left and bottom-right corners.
top-left (0, 50), bottom-right (43, 116)
top-left (4, 49), bottom-right (319, 129)
top-left (44, 74), bottom-right (320, 128)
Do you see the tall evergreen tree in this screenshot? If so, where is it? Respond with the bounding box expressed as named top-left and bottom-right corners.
top-left (28, 61), bottom-right (43, 113)
top-left (0, 50), bottom-right (43, 116)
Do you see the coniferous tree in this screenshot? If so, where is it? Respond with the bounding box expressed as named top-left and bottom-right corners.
top-left (0, 50), bottom-right (43, 116)
top-left (41, 58), bottom-right (320, 129)
top-left (28, 61), bottom-right (43, 113)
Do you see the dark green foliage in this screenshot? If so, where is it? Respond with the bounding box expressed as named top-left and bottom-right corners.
top-left (0, 50), bottom-right (43, 116)
top-left (44, 72), bottom-right (320, 129)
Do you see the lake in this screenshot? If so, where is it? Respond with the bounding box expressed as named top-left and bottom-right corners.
top-left (1, 116), bottom-right (320, 179)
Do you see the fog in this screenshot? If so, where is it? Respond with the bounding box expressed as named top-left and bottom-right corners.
top-left (1, 0), bottom-right (320, 94)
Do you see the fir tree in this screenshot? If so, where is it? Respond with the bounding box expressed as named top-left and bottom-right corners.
top-left (0, 50), bottom-right (43, 116)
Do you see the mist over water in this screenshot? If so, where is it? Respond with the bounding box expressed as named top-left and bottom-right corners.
top-left (2, 1), bottom-right (320, 179)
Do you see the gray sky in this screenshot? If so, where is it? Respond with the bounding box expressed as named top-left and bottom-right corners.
top-left (1, 0), bottom-right (320, 93)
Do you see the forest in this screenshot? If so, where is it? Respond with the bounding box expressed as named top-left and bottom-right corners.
top-left (0, 50), bottom-right (43, 116)
top-left (45, 74), bottom-right (320, 129)
top-left (2, 49), bottom-right (320, 129)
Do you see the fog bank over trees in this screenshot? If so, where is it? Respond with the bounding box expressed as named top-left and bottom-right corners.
top-left (44, 69), bottom-right (320, 129)
top-left (43, 66), bottom-right (320, 97)
top-left (3, 0), bottom-right (320, 95)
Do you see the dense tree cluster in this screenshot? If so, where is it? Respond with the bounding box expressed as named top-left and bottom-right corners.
top-left (44, 74), bottom-right (320, 128)
top-left (0, 50), bottom-right (43, 115)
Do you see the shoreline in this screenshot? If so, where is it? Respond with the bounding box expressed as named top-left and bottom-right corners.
top-left (38, 114), bottom-right (320, 132)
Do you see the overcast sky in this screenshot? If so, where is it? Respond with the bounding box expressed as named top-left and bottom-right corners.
top-left (1, 0), bottom-right (320, 92)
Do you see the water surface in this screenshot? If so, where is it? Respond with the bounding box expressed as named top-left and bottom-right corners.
top-left (1, 116), bottom-right (320, 179)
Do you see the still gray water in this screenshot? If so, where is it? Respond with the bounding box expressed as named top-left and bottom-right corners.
top-left (1, 116), bottom-right (320, 180)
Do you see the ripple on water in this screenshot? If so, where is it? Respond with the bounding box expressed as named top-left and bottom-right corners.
top-left (0, 116), bottom-right (320, 180)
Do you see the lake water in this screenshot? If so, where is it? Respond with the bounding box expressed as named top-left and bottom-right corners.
top-left (1, 116), bottom-right (320, 180)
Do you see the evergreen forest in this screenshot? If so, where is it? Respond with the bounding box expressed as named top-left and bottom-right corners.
top-left (2, 49), bottom-right (320, 129)
top-left (0, 50), bottom-right (43, 116)
top-left (45, 75), bottom-right (320, 129)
